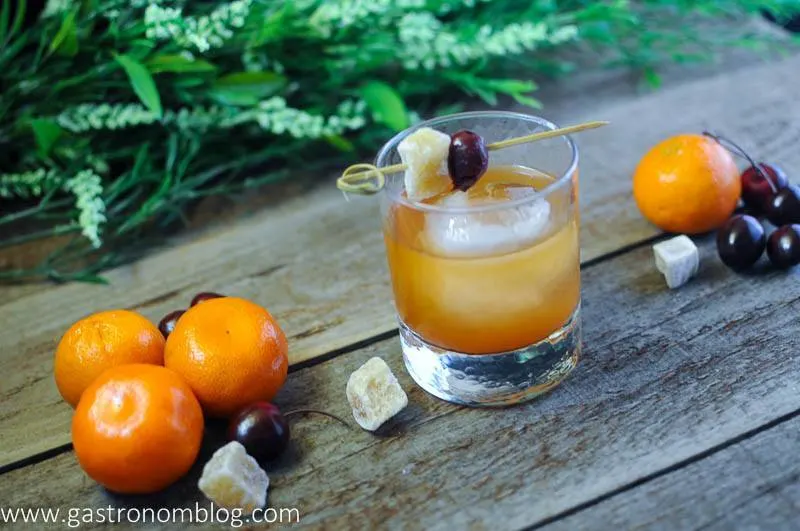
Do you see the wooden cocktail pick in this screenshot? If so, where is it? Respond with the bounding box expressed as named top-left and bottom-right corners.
top-left (336, 120), bottom-right (609, 195)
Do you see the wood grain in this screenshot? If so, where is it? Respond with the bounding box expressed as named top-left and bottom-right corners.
top-left (542, 416), bottom-right (800, 531)
top-left (1, 55), bottom-right (800, 470)
top-left (2, 235), bottom-right (800, 529)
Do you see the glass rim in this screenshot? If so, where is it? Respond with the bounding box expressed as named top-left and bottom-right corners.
top-left (375, 110), bottom-right (578, 214)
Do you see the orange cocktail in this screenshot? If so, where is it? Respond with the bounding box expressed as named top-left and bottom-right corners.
top-left (384, 166), bottom-right (579, 354)
top-left (377, 111), bottom-right (581, 406)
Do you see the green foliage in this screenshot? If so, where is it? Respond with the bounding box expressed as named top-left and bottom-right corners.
top-left (114, 54), bottom-right (163, 117)
top-left (49, 7), bottom-right (78, 56)
top-left (29, 119), bottom-right (63, 157)
top-left (210, 71), bottom-right (286, 106)
top-left (360, 81), bottom-right (410, 132)
top-left (0, 0), bottom-right (796, 281)
top-left (0, 0), bottom-right (27, 45)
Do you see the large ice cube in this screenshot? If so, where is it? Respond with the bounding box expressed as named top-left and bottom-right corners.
top-left (425, 191), bottom-right (551, 257)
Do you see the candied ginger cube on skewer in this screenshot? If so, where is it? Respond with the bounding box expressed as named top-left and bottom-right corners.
top-left (398, 127), bottom-right (452, 201)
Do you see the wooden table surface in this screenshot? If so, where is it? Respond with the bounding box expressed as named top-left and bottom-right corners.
top-left (1, 49), bottom-right (800, 530)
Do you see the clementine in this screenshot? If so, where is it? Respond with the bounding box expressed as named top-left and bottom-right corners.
top-left (54, 309), bottom-right (165, 408)
top-left (72, 364), bottom-right (204, 494)
top-left (164, 297), bottom-right (288, 418)
top-left (633, 133), bottom-right (741, 234)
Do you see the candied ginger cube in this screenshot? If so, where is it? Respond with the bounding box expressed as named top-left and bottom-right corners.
top-left (346, 357), bottom-right (408, 431)
top-left (198, 441), bottom-right (269, 514)
top-left (653, 235), bottom-right (699, 289)
top-left (398, 127), bottom-right (452, 201)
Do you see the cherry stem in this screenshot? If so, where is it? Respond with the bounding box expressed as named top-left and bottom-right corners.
top-left (702, 131), bottom-right (777, 194)
top-left (283, 409), bottom-right (352, 430)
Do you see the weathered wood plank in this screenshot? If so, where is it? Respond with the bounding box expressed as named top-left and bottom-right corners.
top-left (1, 55), bottom-right (799, 469)
top-left (542, 415), bottom-right (800, 531)
top-left (2, 233), bottom-right (800, 529)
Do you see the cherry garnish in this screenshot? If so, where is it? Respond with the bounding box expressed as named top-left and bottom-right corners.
top-left (448, 130), bottom-right (488, 192)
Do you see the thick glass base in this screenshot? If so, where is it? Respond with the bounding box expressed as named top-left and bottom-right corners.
top-left (400, 305), bottom-right (581, 407)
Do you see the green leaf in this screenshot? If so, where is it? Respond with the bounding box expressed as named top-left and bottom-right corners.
top-left (30, 119), bottom-right (63, 157)
top-left (146, 55), bottom-right (217, 74)
top-left (360, 81), bottom-right (408, 131)
top-left (0, 1), bottom-right (9, 44)
top-left (510, 93), bottom-right (542, 109)
top-left (114, 53), bottom-right (163, 117)
top-left (472, 86), bottom-right (498, 106)
top-left (173, 77), bottom-right (207, 88)
top-left (128, 39), bottom-right (157, 61)
top-left (49, 9), bottom-right (79, 57)
top-left (434, 103), bottom-right (465, 117)
top-left (325, 135), bottom-right (355, 152)
top-left (1, 0), bottom-right (26, 44)
top-left (209, 72), bottom-right (286, 106)
top-left (642, 67), bottom-right (662, 89)
top-left (73, 273), bottom-right (110, 285)
top-left (490, 79), bottom-right (541, 108)
top-left (492, 79), bottom-right (538, 93)
top-left (8, 0), bottom-right (27, 40)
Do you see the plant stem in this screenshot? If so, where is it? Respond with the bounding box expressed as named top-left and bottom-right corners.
top-left (283, 409), bottom-right (352, 429)
top-left (0, 224), bottom-right (80, 250)
top-left (0, 198), bottom-right (71, 226)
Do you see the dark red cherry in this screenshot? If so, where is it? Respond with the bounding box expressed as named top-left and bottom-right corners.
top-left (448, 130), bottom-right (488, 192)
top-left (228, 402), bottom-right (290, 463)
top-left (158, 310), bottom-right (185, 339)
top-left (740, 162), bottom-right (788, 211)
top-left (190, 292), bottom-right (224, 306)
top-left (766, 184), bottom-right (800, 226)
top-left (767, 224), bottom-right (800, 269)
top-left (716, 215), bottom-right (765, 270)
